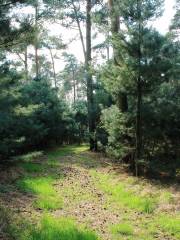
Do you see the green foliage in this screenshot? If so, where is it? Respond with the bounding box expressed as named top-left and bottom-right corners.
top-left (0, 73), bottom-right (78, 159)
top-left (100, 30), bottom-right (180, 175)
top-left (101, 105), bottom-right (134, 158)
top-left (18, 80), bottom-right (67, 146)
top-left (98, 0), bottom-right (180, 177)
top-left (66, 101), bottom-right (88, 144)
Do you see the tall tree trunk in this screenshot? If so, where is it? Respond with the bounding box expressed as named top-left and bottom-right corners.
top-left (106, 31), bottom-right (110, 61)
top-left (135, 74), bottom-right (142, 176)
top-left (108, 0), bottom-right (128, 112)
top-left (72, 70), bottom-right (76, 104)
top-left (35, 3), bottom-right (39, 78)
top-left (71, 0), bottom-right (86, 61)
top-left (25, 46), bottom-right (28, 81)
top-left (49, 48), bottom-right (57, 88)
top-left (15, 48), bottom-right (28, 81)
top-left (135, 0), bottom-right (143, 176)
top-left (86, 0), bottom-right (96, 151)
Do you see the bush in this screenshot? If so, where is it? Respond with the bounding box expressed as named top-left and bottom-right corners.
top-left (100, 105), bottom-right (134, 159)
top-left (0, 78), bottom-right (75, 160)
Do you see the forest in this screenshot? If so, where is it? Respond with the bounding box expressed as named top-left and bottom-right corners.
top-left (0, 0), bottom-right (180, 239)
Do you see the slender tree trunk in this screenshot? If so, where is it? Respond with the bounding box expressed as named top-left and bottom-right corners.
top-left (108, 0), bottom-right (128, 112)
top-left (25, 46), bottom-right (28, 81)
top-left (15, 49), bottom-right (28, 81)
top-left (86, 0), bottom-right (96, 151)
top-left (71, 0), bottom-right (96, 150)
top-left (135, 0), bottom-right (143, 176)
top-left (135, 75), bottom-right (142, 176)
top-left (72, 70), bottom-right (76, 104)
top-left (106, 31), bottom-right (110, 61)
top-left (49, 48), bottom-right (57, 88)
top-left (71, 0), bottom-right (86, 61)
top-left (35, 3), bottom-right (39, 78)
top-left (107, 46), bottom-right (110, 61)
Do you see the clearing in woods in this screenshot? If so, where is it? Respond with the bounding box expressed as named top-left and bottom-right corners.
top-left (0, 145), bottom-right (180, 240)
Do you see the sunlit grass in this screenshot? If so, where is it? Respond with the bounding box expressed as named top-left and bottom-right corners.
top-left (16, 177), bottom-right (63, 210)
top-left (16, 177), bottom-right (55, 195)
top-left (22, 215), bottom-right (98, 240)
top-left (34, 195), bottom-right (63, 210)
top-left (158, 214), bottom-right (180, 238)
top-left (91, 171), bottom-right (156, 213)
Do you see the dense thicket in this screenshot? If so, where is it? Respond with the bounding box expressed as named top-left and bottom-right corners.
top-left (99, 0), bottom-right (180, 177)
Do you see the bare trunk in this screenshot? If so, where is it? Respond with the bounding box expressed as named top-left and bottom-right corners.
top-left (107, 46), bottom-right (110, 61)
top-left (72, 70), bottom-right (76, 104)
top-left (35, 3), bottom-right (39, 78)
top-left (135, 75), bottom-right (142, 176)
top-left (86, 0), bottom-right (96, 151)
top-left (135, 0), bottom-right (143, 176)
top-left (25, 46), bottom-right (28, 81)
top-left (71, 0), bottom-right (86, 60)
top-left (106, 31), bottom-right (110, 61)
top-left (49, 48), bottom-right (57, 88)
top-left (14, 48), bottom-right (28, 81)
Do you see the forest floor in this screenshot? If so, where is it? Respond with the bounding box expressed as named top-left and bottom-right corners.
top-left (0, 145), bottom-right (180, 240)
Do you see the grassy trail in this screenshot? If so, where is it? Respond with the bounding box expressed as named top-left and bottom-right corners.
top-left (0, 145), bottom-right (180, 240)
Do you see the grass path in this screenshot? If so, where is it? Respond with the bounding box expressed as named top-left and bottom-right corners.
top-left (0, 145), bottom-right (180, 240)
